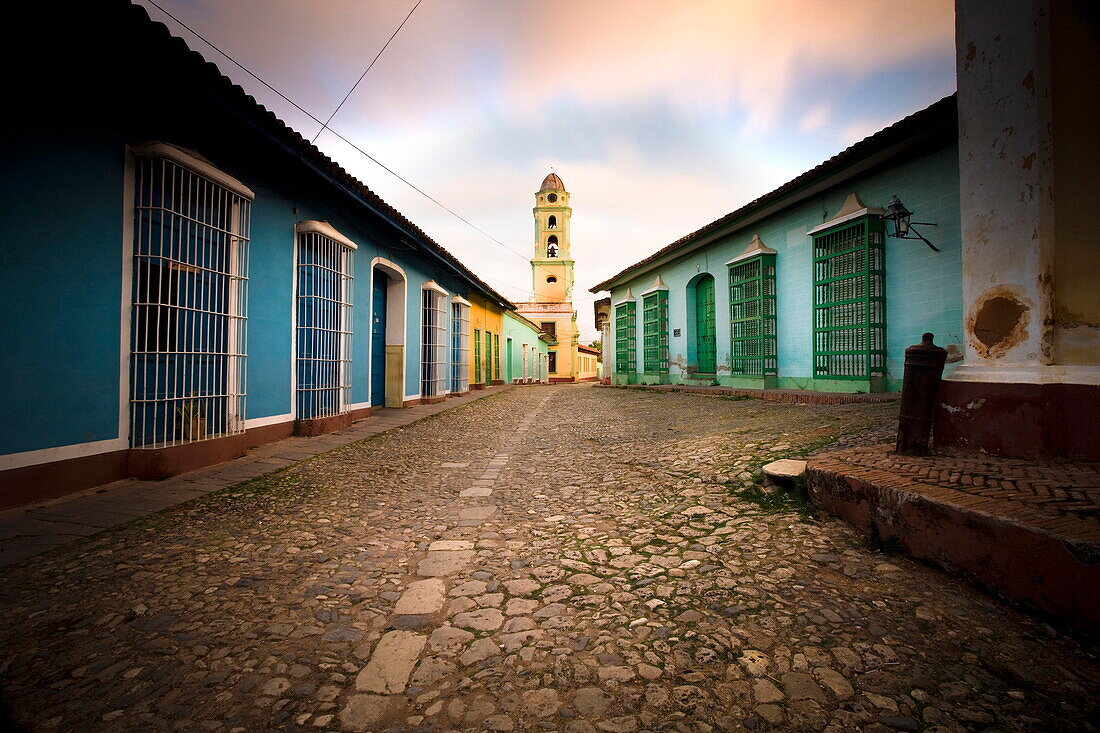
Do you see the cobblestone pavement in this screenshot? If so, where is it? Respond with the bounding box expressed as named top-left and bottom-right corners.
top-left (1, 384), bottom-right (1097, 732)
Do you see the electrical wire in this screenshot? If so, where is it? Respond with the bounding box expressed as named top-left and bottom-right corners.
top-left (142, 0), bottom-right (586, 296)
top-left (311, 0), bottom-right (423, 144)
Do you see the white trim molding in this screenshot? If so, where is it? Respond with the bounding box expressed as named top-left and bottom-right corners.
top-left (131, 141), bottom-right (255, 200)
top-left (421, 279), bottom-right (449, 295)
top-left (451, 294), bottom-right (473, 307)
top-left (640, 276), bottom-right (668, 296)
top-left (344, 401), bottom-right (372, 412)
top-left (725, 233), bottom-right (777, 265)
top-left (296, 220), bottom-right (358, 250)
top-left (613, 287), bottom-right (636, 305)
top-left (808, 192), bottom-right (884, 235)
top-left (946, 363), bottom-right (1100, 386)
top-left (243, 413), bottom-right (294, 430)
top-left (0, 438), bottom-right (128, 471)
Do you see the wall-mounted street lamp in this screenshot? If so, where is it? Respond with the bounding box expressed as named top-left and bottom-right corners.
top-left (882, 195), bottom-right (940, 252)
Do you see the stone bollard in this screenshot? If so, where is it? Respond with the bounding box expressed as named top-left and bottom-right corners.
top-left (896, 333), bottom-right (948, 455)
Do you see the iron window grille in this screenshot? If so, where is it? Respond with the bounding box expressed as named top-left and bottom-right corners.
top-left (420, 285), bottom-right (448, 398)
top-left (295, 224), bottom-right (354, 419)
top-left (728, 254), bottom-right (777, 377)
top-left (484, 330), bottom-right (493, 383)
top-left (548, 350), bottom-right (557, 373)
top-left (493, 333), bottom-right (501, 381)
top-left (474, 328), bottom-right (482, 383)
top-left (450, 300), bottom-right (470, 393)
top-left (642, 290), bottom-right (669, 374)
top-left (129, 148), bottom-right (251, 449)
top-left (812, 217), bottom-right (886, 380)
top-left (615, 301), bottom-right (637, 373)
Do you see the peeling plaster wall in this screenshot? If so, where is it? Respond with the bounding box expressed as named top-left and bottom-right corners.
top-left (955, 0), bottom-right (1055, 367)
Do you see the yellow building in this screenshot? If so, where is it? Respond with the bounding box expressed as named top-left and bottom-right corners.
top-left (516, 173), bottom-right (596, 382)
top-left (467, 291), bottom-right (506, 389)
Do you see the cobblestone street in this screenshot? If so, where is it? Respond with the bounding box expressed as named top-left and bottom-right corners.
top-left (1, 384), bottom-right (1096, 732)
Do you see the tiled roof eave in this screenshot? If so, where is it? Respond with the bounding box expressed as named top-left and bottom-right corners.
top-left (126, 1), bottom-right (516, 311)
top-left (589, 94), bottom-right (957, 293)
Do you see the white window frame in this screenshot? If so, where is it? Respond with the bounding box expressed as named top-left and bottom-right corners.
top-left (295, 220), bottom-right (355, 420)
top-left (128, 143), bottom-right (253, 448)
top-left (450, 295), bottom-right (471, 393)
top-left (421, 281), bottom-right (449, 398)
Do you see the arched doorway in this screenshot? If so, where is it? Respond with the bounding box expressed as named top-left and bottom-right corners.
top-left (687, 273), bottom-right (717, 375)
top-left (370, 259), bottom-right (407, 407)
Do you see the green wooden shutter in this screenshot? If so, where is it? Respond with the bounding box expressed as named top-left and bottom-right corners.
top-left (615, 301), bottom-right (637, 373)
top-left (728, 254), bottom-right (777, 377)
top-left (493, 333), bottom-right (500, 380)
top-left (812, 217), bottom-right (886, 381)
top-left (474, 328), bottom-right (482, 383)
top-left (695, 275), bottom-right (717, 374)
top-left (484, 331), bottom-right (493, 382)
top-left (642, 291), bottom-right (669, 374)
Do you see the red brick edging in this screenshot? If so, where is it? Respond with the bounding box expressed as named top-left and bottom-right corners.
top-left (805, 445), bottom-right (1100, 633)
top-left (606, 384), bottom-right (899, 405)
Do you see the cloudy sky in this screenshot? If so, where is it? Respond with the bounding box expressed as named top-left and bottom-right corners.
top-left (138, 0), bottom-right (957, 342)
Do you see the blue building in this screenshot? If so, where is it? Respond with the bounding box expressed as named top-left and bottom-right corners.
top-left (591, 96), bottom-right (963, 395)
top-left (0, 2), bottom-right (515, 506)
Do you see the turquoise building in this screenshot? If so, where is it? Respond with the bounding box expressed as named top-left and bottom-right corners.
top-left (0, 2), bottom-right (515, 506)
top-left (592, 96), bottom-right (962, 394)
top-left (503, 311), bottom-right (553, 384)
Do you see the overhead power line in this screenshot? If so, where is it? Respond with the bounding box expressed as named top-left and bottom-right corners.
top-left (311, 0), bottom-right (424, 144)
top-left (143, 0), bottom-right (580, 297)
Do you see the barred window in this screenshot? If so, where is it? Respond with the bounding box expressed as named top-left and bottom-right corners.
top-left (493, 333), bottom-right (501, 381)
top-left (729, 254), bottom-right (777, 377)
top-left (421, 284), bottom-right (448, 398)
top-left (129, 144), bottom-right (252, 448)
top-left (450, 299), bottom-right (470, 393)
top-left (484, 330), bottom-right (493, 382)
top-left (615, 301), bottom-right (637, 373)
top-left (296, 222), bottom-right (354, 419)
top-left (642, 290), bottom-right (669, 374)
top-left (474, 328), bottom-right (482, 384)
top-left (812, 218), bottom-right (886, 380)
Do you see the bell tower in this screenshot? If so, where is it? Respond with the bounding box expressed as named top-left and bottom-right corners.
top-left (532, 172), bottom-right (573, 303)
top-left (516, 171), bottom-right (582, 382)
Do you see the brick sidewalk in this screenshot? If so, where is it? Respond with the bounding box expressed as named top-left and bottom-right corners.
top-left (806, 444), bottom-right (1100, 631)
top-left (0, 385), bottom-right (518, 568)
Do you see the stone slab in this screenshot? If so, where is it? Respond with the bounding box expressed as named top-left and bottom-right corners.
top-left (394, 578), bottom-right (446, 615)
top-left (460, 487), bottom-right (493, 497)
top-left (354, 630), bottom-right (426, 694)
top-left (417, 550), bottom-right (475, 577)
top-left (428, 540), bottom-right (475, 552)
top-left (458, 506), bottom-right (496, 521)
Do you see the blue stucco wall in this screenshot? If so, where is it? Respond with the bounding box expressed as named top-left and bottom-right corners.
top-left (2, 138), bottom-right (497, 458)
top-left (610, 143), bottom-right (962, 392)
top-left (0, 129), bottom-right (126, 454)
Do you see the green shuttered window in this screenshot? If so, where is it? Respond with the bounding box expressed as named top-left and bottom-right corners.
top-left (812, 217), bottom-right (886, 380)
top-left (615, 301), bottom-right (637, 373)
top-left (642, 291), bottom-right (669, 374)
top-left (728, 254), bottom-right (777, 377)
top-left (493, 333), bottom-right (500, 381)
top-left (474, 328), bottom-right (482, 383)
